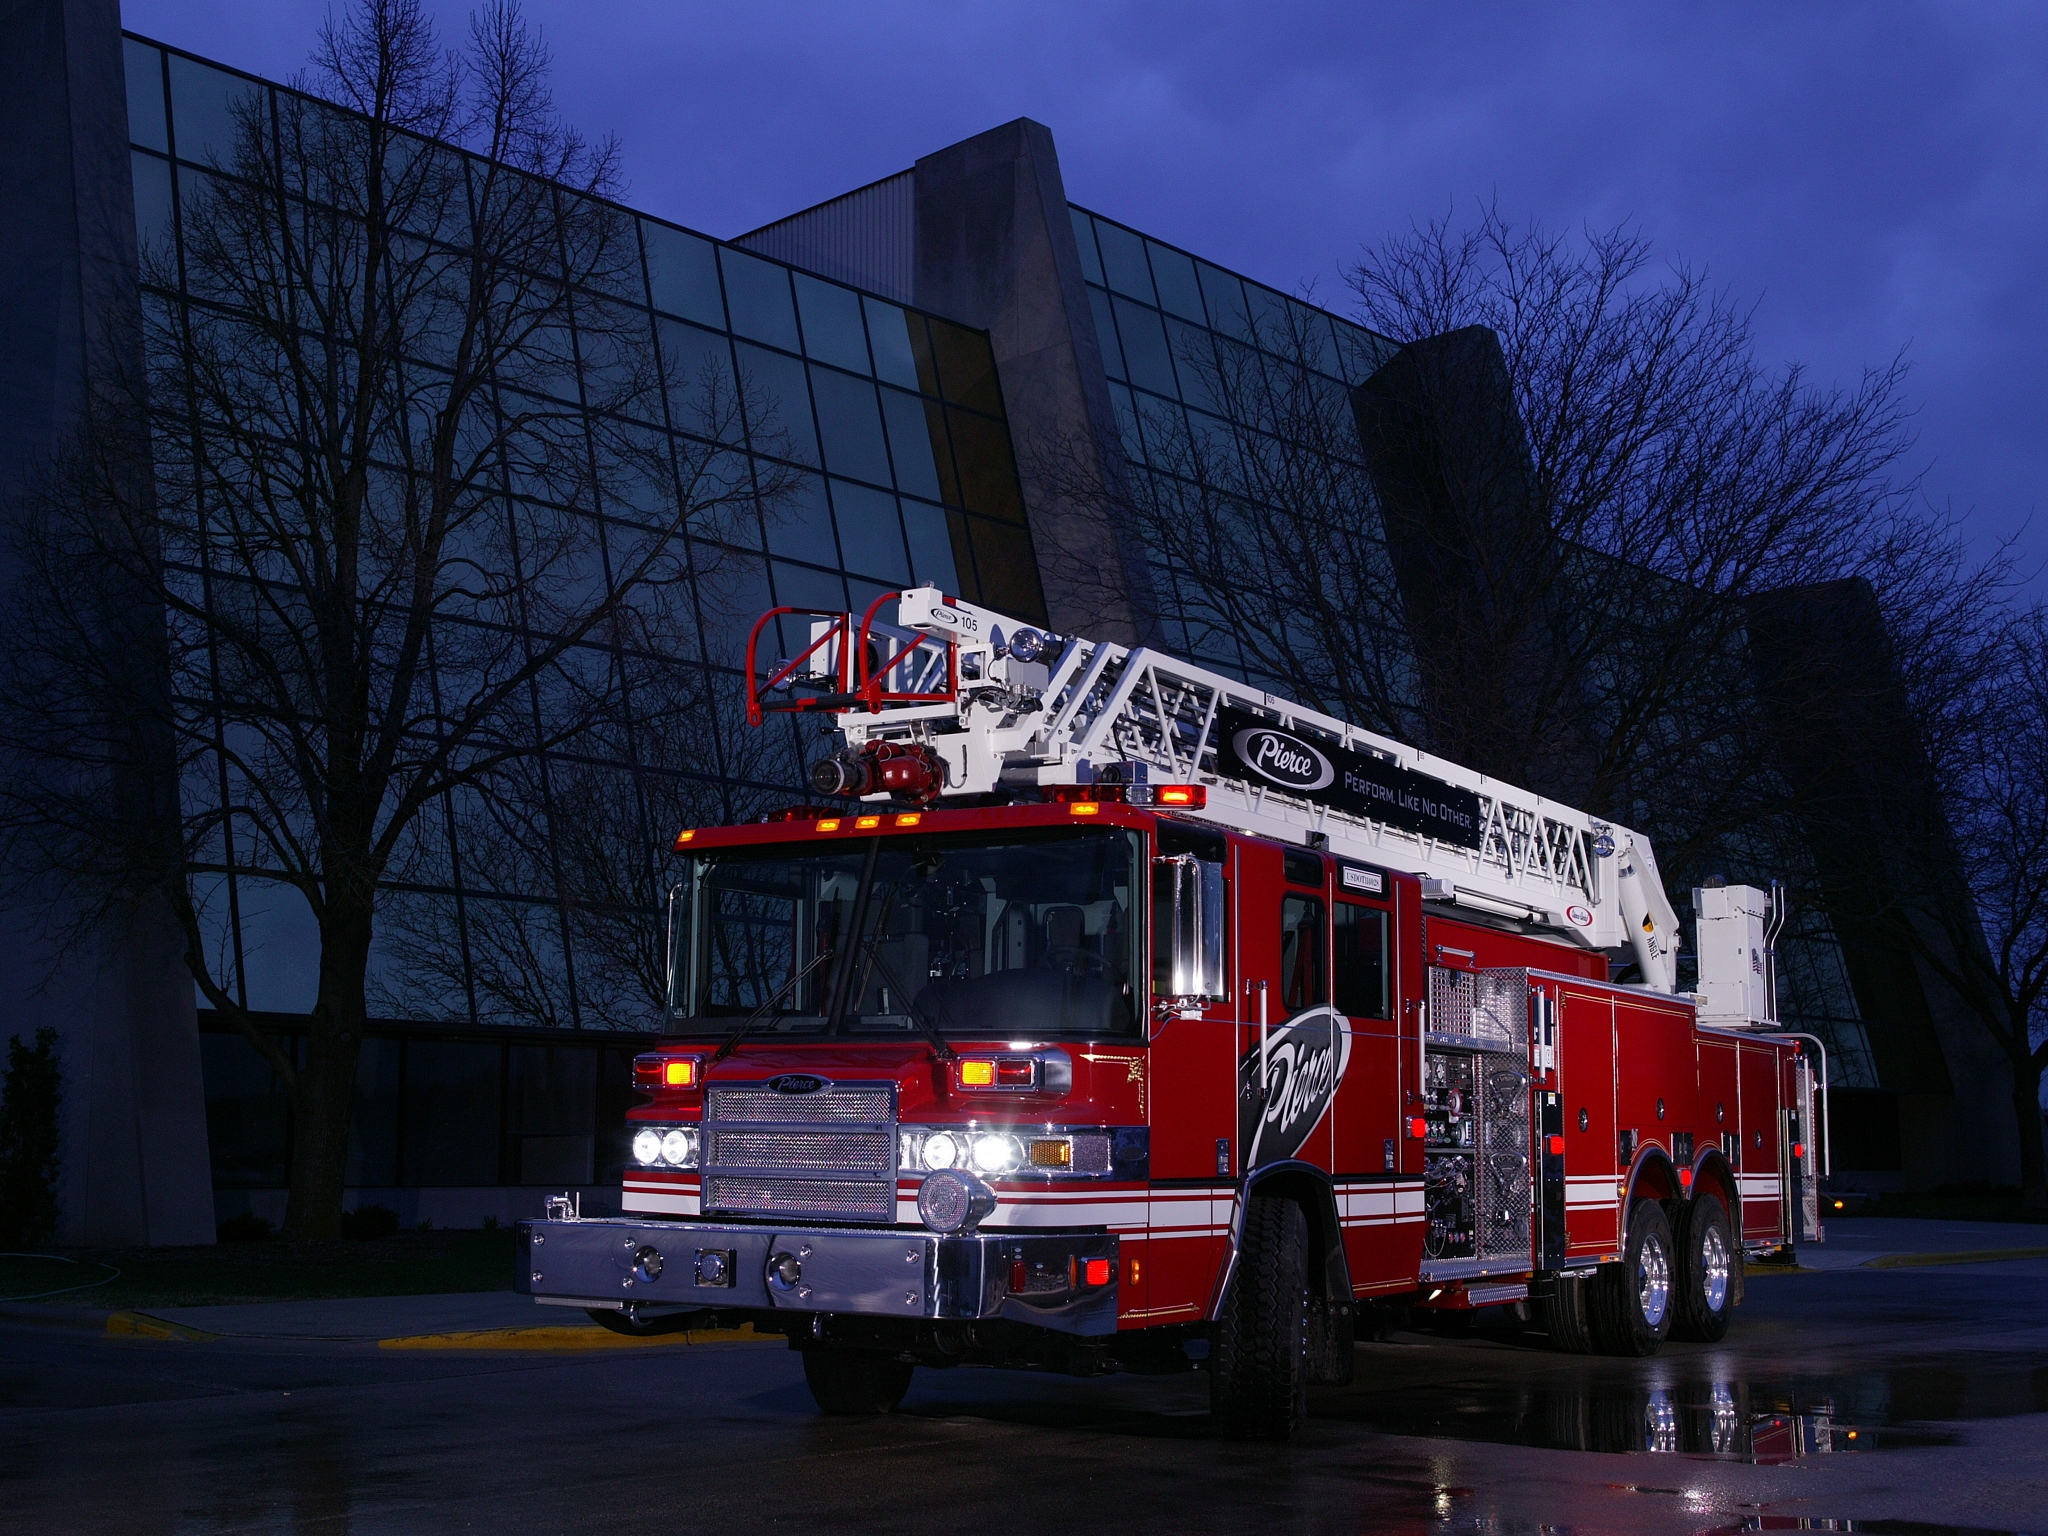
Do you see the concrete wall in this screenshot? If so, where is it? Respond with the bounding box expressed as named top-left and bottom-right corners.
top-left (0, 0), bottom-right (214, 1245)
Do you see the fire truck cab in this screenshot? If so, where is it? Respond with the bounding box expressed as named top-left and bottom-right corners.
top-left (518, 589), bottom-right (1820, 1438)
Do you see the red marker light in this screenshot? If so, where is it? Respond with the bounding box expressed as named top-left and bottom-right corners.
top-left (1408, 1117), bottom-right (1428, 1139)
top-left (1010, 1260), bottom-right (1027, 1292)
top-left (1547, 1134), bottom-right (1565, 1156)
top-left (1793, 1142), bottom-right (1805, 1160)
top-left (1083, 1258), bottom-right (1112, 1287)
top-left (1679, 1167), bottom-right (1693, 1187)
top-left (1155, 785), bottom-right (1206, 808)
top-left (995, 1058), bottom-right (1036, 1087)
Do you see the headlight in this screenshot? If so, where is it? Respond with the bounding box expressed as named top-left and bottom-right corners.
top-left (660, 1128), bottom-right (697, 1167)
top-left (921, 1131), bottom-right (961, 1171)
top-left (971, 1132), bottom-right (1021, 1175)
top-left (632, 1128), bottom-right (664, 1166)
top-left (917, 1169), bottom-right (997, 1233)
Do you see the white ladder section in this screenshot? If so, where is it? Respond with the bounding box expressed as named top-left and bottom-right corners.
top-left (796, 587), bottom-right (1683, 993)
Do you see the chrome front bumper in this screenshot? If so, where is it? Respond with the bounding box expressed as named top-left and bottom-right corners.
top-left (518, 1217), bottom-right (1119, 1337)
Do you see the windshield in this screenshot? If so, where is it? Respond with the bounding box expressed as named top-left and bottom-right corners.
top-left (667, 827), bottom-right (1143, 1039)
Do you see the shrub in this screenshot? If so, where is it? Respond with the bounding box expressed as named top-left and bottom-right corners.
top-left (338, 1203), bottom-right (402, 1240)
top-left (0, 1028), bottom-right (60, 1246)
top-left (217, 1212), bottom-right (276, 1242)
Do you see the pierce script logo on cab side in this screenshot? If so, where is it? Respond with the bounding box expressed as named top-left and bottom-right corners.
top-left (1239, 1005), bottom-right (1352, 1167)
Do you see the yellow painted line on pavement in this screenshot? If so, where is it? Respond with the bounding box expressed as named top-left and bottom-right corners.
top-left (379, 1322), bottom-right (771, 1351)
top-left (1863, 1246), bottom-right (2048, 1270)
top-left (105, 1311), bottom-right (219, 1342)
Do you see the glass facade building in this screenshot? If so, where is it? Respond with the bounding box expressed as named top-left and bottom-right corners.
top-left (0, 5), bottom-right (2007, 1235)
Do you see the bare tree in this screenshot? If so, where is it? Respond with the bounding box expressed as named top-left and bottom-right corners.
top-left (0, 0), bottom-right (785, 1236)
top-left (1881, 606), bottom-right (2048, 1209)
top-left (1045, 209), bottom-right (1984, 890)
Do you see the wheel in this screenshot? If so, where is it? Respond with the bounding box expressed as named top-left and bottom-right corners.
top-left (1536, 1272), bottom-right (1598, 1354)
top-left (587, 1307), bottom-right (700, 1337)
top-left (1589, 1201), bottom-right (1676, 1357)
top-left (1210, 1195), bottom-right (1311, 1441)
top-left (1671, 1192), bottom-right (1739, 1342)
top-left (801, 1348), bottom-right (915, 1415)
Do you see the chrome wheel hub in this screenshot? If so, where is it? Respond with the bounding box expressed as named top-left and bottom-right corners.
top-left (1699, 1222), bottom-right (1730, 1312)
top-left (1637, 1232), bottom-right (1672, 1329)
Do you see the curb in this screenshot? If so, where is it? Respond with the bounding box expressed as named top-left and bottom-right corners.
top-left (378, 1322), bottom-right (772, 1351)
top-left (1862, 1246), bottom-right (2048, 1270)
top-left (106, 1311), bottom-right (220, 1341)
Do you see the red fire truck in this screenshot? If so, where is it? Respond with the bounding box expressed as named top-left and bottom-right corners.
top-left (520, 588), bottom-right (1823, 1438)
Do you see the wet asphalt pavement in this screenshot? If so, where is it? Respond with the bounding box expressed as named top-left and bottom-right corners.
top-left (2, 1220), bottom-right (2045, 1535)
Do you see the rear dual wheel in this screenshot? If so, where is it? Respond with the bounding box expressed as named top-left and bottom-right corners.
top-left (1671, 1192), bottom-right (1738, 1342)
top-left (1589, 1200), bottom-right (1675, 1356)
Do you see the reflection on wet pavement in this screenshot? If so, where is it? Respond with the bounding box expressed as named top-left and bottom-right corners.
top-left (1721, 1520), bottom-right (2039, 1535)
top-left (1321, 1348), bottom-right (2048, 1462)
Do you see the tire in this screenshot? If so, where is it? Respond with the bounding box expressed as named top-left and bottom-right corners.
top-left (1536, 1273), bottom-right (1598, 1354)
top-left (1589, 1200), bottom-right (1676, 1357)
top-left (1671, 1193), bottom-right (1739, 1342)
top-left (801, 1348), bottom-right (915, 1416)
top-left (1211, 1196), bottom-right (1311, 1441)
top-left (588, 1307), bottom-right (700, 1337)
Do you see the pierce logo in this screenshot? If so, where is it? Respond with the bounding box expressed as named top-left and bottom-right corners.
top-left (1238, 1006), bottom-right (1352, 1167)
top-left (1565, 905), bottom-right (1593, 927)
top-left (1233, 727), bottom-right (1334, 792)
top-left (767, 1074), bottom-right (826, 1095)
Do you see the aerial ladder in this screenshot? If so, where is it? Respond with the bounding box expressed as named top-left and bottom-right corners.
top-left (744, 585), bottom-right (1779, 1008)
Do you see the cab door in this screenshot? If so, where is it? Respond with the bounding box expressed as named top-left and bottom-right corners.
top-left (1328, 865), bottom-right (1414, 1292)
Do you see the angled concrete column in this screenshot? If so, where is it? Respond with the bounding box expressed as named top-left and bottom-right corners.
top-left (0, 0), bottom-right (215, 1245)
top-left (913, 119), bottom-right (1157, 644)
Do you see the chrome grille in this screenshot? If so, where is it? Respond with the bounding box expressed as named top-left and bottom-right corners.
top-left (706, 1086), bottom-right (892, 1123)
top-left (700, 1081), bottom-right (898, 1224)
top-left (704, 1177), bottom-right (896, 1222)
top-left (707, 1129), bottom-right (894, 1173)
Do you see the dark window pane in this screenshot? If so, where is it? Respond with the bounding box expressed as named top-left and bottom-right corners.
top-left (1166, 317), bottom-right (1222, 414)
top-left (168, 53), bottom-right (263, 166)
top-left (926, 320), bottom-right (1004, 416)
top-left (864, 296), bottom-right (920, 390)
top-left (1069, 208), bottom-right (1104, 285)
top-left (1106, 381), bottom-right (1144, 463)
top-left (1147, 240), bottom-right (1205, 322)
top-left (131, 152), bottom-right (174, 257)
top-left (1333, 903), bottom-right (1388, 1019)
top-left (1088, 287), bottom-right (1125, 381)
top-left (1198, 262), bottom-right (1253, 341)
top-left (879, 386), bottom-right (941, 500)
top-left (659, 320), bottom-right (742, 442)
top-left (643, 222), bottom-right (725, 327)
top-left (809, 366), bottom-right (893, 485)
top-left (963, 517), bottom-right (1047, 623)
top-left (508, 1046), bottom-right (597, 1186)
top-left (235, 877), bottom-right (319, 1013)
top-left (771, 559), bottom-right (847, 612)
top-left (945, 408), bottom-right (1025, 523)
top-left (1112, 295), bottom-right (1177, 397)
top-left (765, 472), bottom-right (835, 561)
top-left (346, 1037), bottom-right (401, 1187)
top-left (736, 342), bottom-right (818, 467)
top-left (1094, 219), bottom-right (1156, 304)
top-left (906, 312), bottom-right (942, 397)
top-left (830, 480), bottom-right (910, 585)
top-left (923, 398), bottom-right (961, 504)
top-left (1280, 894), bottom-right (1327, 1011)
top-left (201, 1031), bottom-right (293, 1189)
top-left (795, 272), bottom-right (871, 374)
top-left (718, 248), bottom-right (800, 350)
top-left (901, 499), bottom-right (959, 590)
top-left (124, 40), bottom-right (167, 153)
top-left (403, 1041), bottom-right (502, 1186)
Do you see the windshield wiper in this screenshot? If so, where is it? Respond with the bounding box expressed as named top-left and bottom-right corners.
top-left (706, 947), bottom-right (837, 1068)
top-left (860, 944), bottom-right (958, 1064)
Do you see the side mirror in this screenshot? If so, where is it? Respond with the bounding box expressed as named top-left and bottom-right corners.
top-left (1153, 855), bottom-right (1225, 1002)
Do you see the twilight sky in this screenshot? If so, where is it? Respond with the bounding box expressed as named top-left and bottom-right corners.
top-left (122, 1), bottom-right (2048, 595)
